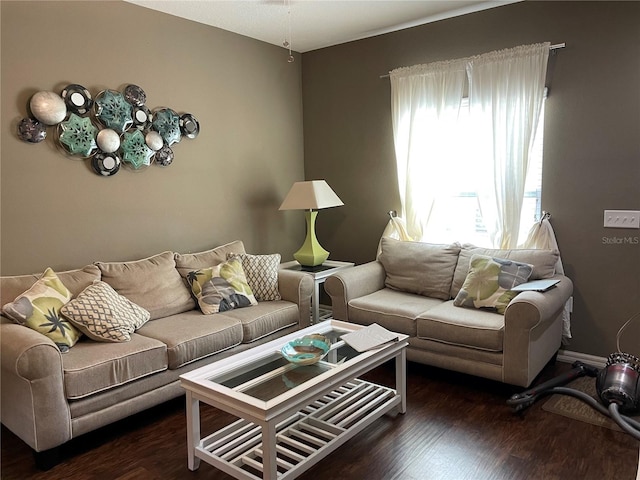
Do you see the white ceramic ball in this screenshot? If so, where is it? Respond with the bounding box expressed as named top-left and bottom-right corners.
top-left (29, 91), bottom-right (67, 125)
top-left (96, 129), bottom-right (121, 153)
top-left (145, 131), bottom-right (164, 151)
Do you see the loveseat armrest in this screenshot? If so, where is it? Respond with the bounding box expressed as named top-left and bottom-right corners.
top-left (0, 319), bottom-right (71, 452)
top-left (502, 275), bottom-right (573, 386)
top-left (277, 269), bottom-right (314, 328)
top-left (325, 261), bottom-right (386, 321)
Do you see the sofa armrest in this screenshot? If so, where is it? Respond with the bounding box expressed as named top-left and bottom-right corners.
top-left (277, 269), bottom-right (314, 328)
top-left (0, 318), bottom-right (71, 451)
top-left (502, 275), bottom-right (573, 386)
top-left (325, 261), bottom-right (386, 321)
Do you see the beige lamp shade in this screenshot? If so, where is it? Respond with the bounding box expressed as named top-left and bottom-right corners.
top-left (279, 180), bottom-right (344, 211)
top-left (279, 180), bottom-right (343, 266)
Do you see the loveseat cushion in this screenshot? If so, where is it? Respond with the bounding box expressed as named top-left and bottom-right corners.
top-left (416, 301), bottom-right (504, 352)
top-left (450, 245), bottom-right (559, 298)
top-left (347, 288), bottom-right (445, 336)
top-left (220, 301), bottom-right (299, 342)
top-left (96, 251), bottom-right (195, 320)
top-left (174, 240), bottom-right (246, 277)
top-left (378, 238), bottom-right (461, 300)
top-left (135, 309), bottom-right (243, 369)
top-left (62, 334), bottom-right (168, 399)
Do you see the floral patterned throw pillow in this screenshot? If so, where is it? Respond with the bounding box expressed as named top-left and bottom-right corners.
top-left (2, 267), bottom-right (82, 352)
top-left (453, 254), bottom-right (533, 314)
top-left (187, 258), bottom-right (258, 314)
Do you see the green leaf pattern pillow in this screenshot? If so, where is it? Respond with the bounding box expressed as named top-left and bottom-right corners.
top-left (187, 258), bottom-right (257, 314)
top-left (2, 267), bottom-right (82, 352)
top-left (453, 254), bottom-right (533, 314)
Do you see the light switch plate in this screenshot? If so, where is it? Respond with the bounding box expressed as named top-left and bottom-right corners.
top-left (604, 210), bottom-right (640, 229)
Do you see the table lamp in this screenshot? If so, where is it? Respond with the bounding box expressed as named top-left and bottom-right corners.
top-left (279, 180), bottom-right (344, 267)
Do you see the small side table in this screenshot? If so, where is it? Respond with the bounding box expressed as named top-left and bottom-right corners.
top-left (280, 260), bottom-right (354, 324)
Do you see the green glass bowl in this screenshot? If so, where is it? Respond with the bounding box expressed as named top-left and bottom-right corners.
top-left (281, 334), bottom-right (331, 365)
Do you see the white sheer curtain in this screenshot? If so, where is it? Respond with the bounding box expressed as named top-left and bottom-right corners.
top-left (390, 59), bottom-right (467, 241)
top-left (467, 43), bottom-right (550, 248)
top-left (376, 212), bottom-right (414, 257)
top-left (390, 43), bottom-right (550, 248)
top-left (521, 213), bottom-right (572, 343)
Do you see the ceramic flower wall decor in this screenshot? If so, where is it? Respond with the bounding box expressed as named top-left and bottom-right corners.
top-left (17, 83), bottom-right (200, 177)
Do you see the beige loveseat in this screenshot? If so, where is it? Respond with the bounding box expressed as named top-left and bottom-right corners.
top-left (0, 241), bottom-right (313, 468)
top-left (325, 238), bottom-right (573, 388)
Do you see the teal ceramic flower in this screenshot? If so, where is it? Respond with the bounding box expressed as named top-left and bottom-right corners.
top-left (120, 130), bottom-right (154, 169)
top-left (58, 113), bottom-right (99, 157)
top-left (152, 108), bottom-right (181, 146)
top-left (95, 90), bottom-right (133, 133)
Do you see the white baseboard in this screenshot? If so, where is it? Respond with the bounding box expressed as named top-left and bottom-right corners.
top-left (557, 349), bottom-right (607, 368)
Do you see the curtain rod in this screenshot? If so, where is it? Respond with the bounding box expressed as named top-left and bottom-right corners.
top-left (379, 43), bottom-right (566, 79)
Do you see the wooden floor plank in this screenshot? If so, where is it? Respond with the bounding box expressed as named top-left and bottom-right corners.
top-left (1, 361), bottom-right (638, 480)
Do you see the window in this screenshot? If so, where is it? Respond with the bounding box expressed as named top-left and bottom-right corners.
top-left (414, 97), bottom-right (545, 247)
top-left (390, 43), bottom-right (550, 249)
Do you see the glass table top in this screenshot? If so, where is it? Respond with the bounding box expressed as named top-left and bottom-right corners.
top-left (206, 327), bottom-right (363, 402)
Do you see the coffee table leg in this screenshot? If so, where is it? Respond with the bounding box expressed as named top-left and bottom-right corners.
top-left (186, 391), bottom-right (201, 470)
top-left (262, 421), bottom-right (278, 479)
top-left (396, 348), bottom-right (407, 414)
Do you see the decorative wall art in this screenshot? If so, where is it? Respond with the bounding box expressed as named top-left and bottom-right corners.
top-left (17, 83), bottom-right (200, 177)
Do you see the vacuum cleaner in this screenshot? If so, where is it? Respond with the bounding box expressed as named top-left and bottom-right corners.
top-left (507, 312), bottom-right (640, 441)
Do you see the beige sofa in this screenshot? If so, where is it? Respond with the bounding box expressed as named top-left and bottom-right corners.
top-left (325, 238), bottom-right (573, 388)
top-left (0, 241), bottom-right (313, 468)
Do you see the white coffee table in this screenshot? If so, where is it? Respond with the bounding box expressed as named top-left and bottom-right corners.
top-left (179, 320), bottom-right (408, 480)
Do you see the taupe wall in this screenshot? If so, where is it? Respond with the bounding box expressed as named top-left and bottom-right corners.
top-left (302, 1), bottom-right (640, 357)
top-left (1, 1), bottom-right (304, 275)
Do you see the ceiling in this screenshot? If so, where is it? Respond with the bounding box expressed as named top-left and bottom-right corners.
top-left (125, 1), bottom-right (519, 53)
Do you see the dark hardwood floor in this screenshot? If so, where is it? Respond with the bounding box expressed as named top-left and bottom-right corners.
top-left (1, 360), bottom-right (638, 480)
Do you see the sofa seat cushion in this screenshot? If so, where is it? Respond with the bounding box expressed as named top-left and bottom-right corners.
top-left (220, 301), bottom-right (298, 343)
top-left (136, 310), bottom-right (243, 369)
top-left (347, 288), bottom-right (444, 337)
top-left (62, 333), bottom-right (168, 400)
top-left (416, 301), bottom-right (504, 352)
top-left (96, 251), bottom-right (195, 320)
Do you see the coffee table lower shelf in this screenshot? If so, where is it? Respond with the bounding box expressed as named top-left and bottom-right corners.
top-left (195, 379), bottom-right (399, 479)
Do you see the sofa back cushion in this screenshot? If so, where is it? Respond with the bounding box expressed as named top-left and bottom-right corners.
top-left (378, 238), bottom-right (461, 300)
top-left (174, 240), bottom-right (246, 278)
top-left (96, 251), bottom-right (195, 320)
top-left (0, 265), bottom-right (101, 307)
top-left (450, 244), bottom-right (559, 298)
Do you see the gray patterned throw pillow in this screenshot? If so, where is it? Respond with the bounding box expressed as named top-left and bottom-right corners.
top-left (227, 253), bottom-right (282, 301)
top-left (60, 281), bottom-right (150, 342)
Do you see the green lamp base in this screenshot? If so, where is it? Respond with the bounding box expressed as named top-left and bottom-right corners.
top-left (293, 210), bottom-right (330, 267)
